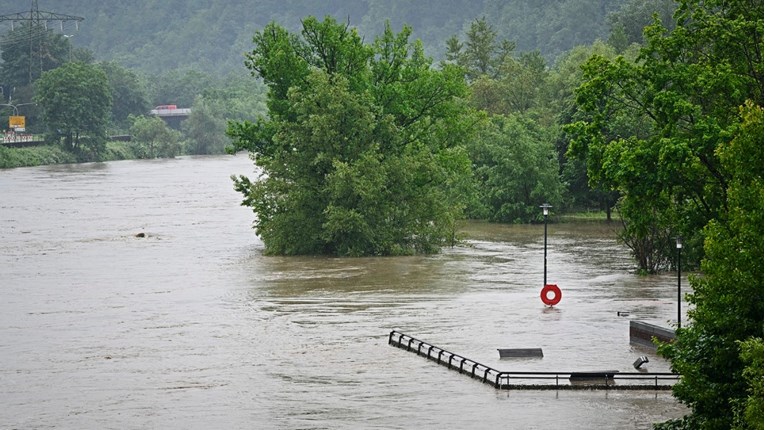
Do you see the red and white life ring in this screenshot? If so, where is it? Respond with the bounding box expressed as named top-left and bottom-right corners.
top-left (541, 284), bottom-right (562, 306)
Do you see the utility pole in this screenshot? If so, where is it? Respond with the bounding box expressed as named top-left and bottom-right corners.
top-left (0, 1), bottom-right (84, 84)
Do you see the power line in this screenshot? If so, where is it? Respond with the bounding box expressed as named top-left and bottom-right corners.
top-left (0, 0), bottom-right (84, 29)
top-left (0, 0), bottom-right (84, 84)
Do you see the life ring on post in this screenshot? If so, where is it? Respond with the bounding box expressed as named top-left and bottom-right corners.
top-left (541, 284), bottom-right (562, 306)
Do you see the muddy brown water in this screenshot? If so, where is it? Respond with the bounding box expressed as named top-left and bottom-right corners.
top-left (1, 154), bottom-right (688, 429)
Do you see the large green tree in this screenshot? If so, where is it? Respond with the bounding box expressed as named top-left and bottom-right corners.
top-left (34, 62), bottom-right (112, 157)
top-left (567, 0), bottom-right (762, 272)
top-left (228, 17), bottom-right (475, 256)
top-left (658, 101), bottom-right (763, 430)
top-left (565, 0), bottom-right (762, 427)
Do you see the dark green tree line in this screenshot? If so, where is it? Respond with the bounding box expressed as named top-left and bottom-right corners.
top-left (0, 23), bottom-right (71, 88)
top-left (446, 18), bottom-right (565, 222)
top-left (548, 41), bottom-right (631, 217)
top-left (0, 0), bottom-right (658, 76)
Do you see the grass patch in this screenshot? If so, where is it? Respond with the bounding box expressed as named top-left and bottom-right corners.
top-left (0, 141), bottom-right (146, 168)
top-left (0, 145), bottom-right (77, 168)
top-left (558, 210), bottom-right (617, 222)
top-left (102, 141), bottom-right (142, 161)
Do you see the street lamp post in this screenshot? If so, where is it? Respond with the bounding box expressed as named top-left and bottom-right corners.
top-left (676, 236), bottom-right (682, 328)
top-left (0, 103), bottom-right (36, 116)
top-left (540, 203), bottom-right (552, 286)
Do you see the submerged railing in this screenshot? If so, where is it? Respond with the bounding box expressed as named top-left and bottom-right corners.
top-left (388, 330), bottom-right (679, 390)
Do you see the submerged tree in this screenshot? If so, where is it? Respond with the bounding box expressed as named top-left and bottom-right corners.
top-left (182, 96), bottom-right (228, 155)
top-left (228, 17), bottom-right (476, 256)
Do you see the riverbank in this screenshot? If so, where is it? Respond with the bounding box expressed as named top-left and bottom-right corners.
top-left (0, 144), bottom-right (78, 168)
top-left (1, 145), bottom-right (616, 226)
top-left (0, 141), bottom-right (167, 169)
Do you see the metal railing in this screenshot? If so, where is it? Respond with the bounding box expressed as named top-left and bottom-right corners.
top-left (0, 133), bottom-right (45, 147)
top-left (388, 330), bottom-right (679, 390)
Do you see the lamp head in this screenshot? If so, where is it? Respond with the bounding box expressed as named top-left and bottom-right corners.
top-left (540, 203), bottom-right (552, 216)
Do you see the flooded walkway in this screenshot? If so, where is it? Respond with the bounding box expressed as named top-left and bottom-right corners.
top-left (0, 154), bottom-right (687, 429)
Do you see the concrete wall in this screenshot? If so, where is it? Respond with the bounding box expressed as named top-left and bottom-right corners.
top-left (630, 320), bottom-right (676, 350)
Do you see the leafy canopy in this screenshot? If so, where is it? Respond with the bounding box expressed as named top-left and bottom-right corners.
top-left (565, 0), bottom-right (763, 427)
top-left (229, 17), bottom-right (476, 256)
top-left (446, 18), bottom-right (565, 222)
top-left (129, 115), bottom-right (182, 159)
top-left (34, 62), bottom-right (112, 158)
top-left (566, 0), bottom-right (762, 273)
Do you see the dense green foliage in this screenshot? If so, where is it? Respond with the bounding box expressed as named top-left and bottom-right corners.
top-left (0, 144), bottom-right (77, 168)
top-left (228, 18), bottom-right (476, 255)
top-left (0, 23), bottom-right (70, 88)
top-left (128, 115), bottom-right (182, 158)
top-left (657, 102), bottom-right (763, 430)
top-left (565, 0), bottom-right (763, 427)
top-left (182, 98), bottom-right (228, 155)
top-left (566, 0), bottom-right (763, 273)
top-left (0, 0), bottom-right (675, 173)
top-left (735, 337), bottom-right (764, 429)
top-left (446, 18), bottom-right (569, 222)
top-left (0, 23), bottom-right (73, 131)
top-left (2, 3), bottom-right (762, 425)
top-left (34, 62), bottom-right (112, 157)
top-left (467, 114), bottom-right (563, 222)
top-left (98, 61), bottom-right (151, 129)
top-left (0, 20), bottom-right (267, 165)
top-left (607, 0), bottom-right (676, 49)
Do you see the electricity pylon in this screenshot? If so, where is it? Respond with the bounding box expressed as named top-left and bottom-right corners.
top-left (0, 0), bottom-right (85, 84)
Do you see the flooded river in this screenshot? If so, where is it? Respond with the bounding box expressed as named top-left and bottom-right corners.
top-left (0, 154), bottom-right (688, 429)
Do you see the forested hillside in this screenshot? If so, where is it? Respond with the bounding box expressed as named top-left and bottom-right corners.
top-left (0, 0), bottom-right (660, 75)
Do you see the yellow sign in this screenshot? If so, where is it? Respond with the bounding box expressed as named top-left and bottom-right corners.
top-left (9, 115), bottom-right (25, 130)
